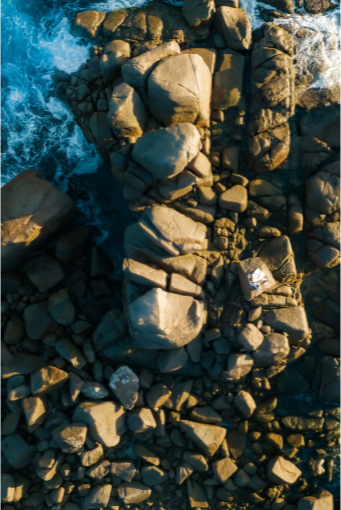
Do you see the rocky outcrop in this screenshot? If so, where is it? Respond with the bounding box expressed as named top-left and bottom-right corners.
top-left (1, 170), bottom-right (75, 272)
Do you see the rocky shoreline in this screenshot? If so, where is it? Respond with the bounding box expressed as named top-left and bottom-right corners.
top-left (1, 1), bottom-right (340, 509)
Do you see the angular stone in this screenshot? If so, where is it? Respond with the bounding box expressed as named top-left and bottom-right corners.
top-left (219, 185), bottom-right (247, 212)
top-left (55, 338), bottom-right (87, 370)
top-left (129, 288), bottom-right (204, 350)
top-left (228, 430), bottom-right (246, 459)
top-left (71, 10), bottom-right (106, 40)
top-left (48, 289), bottom-right (76, 326)
top-left (141, 466), bottom-right (168, 486)
top-left (238, 323), bottom-right (264, 351)
top-left (1, 433), bottom-right (36, 469)
top-left (1, 170), bottom-right (74, 272)
top-left (179, 420), bottom-right (226, 456)
top-left (110, 462), bottom-right (136, 483)
top-left (187, 479), bottom-right (209, 508)
top-left (175, 463), bottom-right (194, 484)
top-left (2, 353), bottom-right (46, 379)
top-left (123, 258), bottom-right (168, 290)
top-left (1, 474), bottom-right (15, 503)
top-left (145, 384), bottom-right (171, 409)
top-left (169, 273), bottom-right (202, 297)
top-left (259, 236), bottom-right (296, 280)
top-left (297, 490), bottom-right (334, 510)
top-left (52, 423), bottom-right (87, 453)
top-left (82, 484), bottom-right (112, 510)
top-left (102, 10), bottom-right (127, 39)
top-left (73, 401), bottom-right (126, 448)
top-left (127, 407), bottom-right (156, 434)
top-left (183, 451), bottom-right (208, 472)
top-left (81, 381), bottom-right (109, 400)
top-left (125, 206), bottom-right (207, 264)
top-left (267, 456), bottom-right (301, 484)
top-left (234, 390), bottom-right (256, 418)
top-left (93, 308), bottom-right (126, 352)
top-left (215, 6), bottom-right (252, 50)
top-left (212, 49), bottom-right (245, 110)
top-left (212, 457), bottom-right (238, 483)
top-left (132, 123), bottom-right (201, 181)
top-left (22, 396), bottom-right (48, 431)
top-left (264, 307), bottom-right (309, 343)
top-left (281, 416), bottom-right (324, 432)
top-left (24, 254), bottom-right (65, 292)
top-left (80, 443), bottom-right (104, 467)
top-left (108, 83), bottom-right (147, 139)
top-left (134, 444), bottom-right (160, 466)
top-left (158, 347), bottom-right (189, 373)
top-left (100, 40), bottom-right (130, 82)
top-left (31, 366), bottom-right (69, 395)
top-left (24, 301), bottom-right (57, 340)
top-left (117, 482), bottom-right (151, 504)
top-left (226, 353), bottom-right (254, 378)
top-left (122, 41), bottom-right (180, 89)
top-left (148, 54), bottom-right (211, 127)
top-left (109, 366), bottom-right (139, 410)
top-left (238, 257), bottom-right (276, 301)
top-left (253, 333), bottom-right (290, 367)
top-left (190, 406), bottom-right (222, 425)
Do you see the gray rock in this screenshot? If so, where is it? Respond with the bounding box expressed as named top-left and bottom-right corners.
top-left (128, 288), bottom-right (204, 350)
top-left (1, 433), bottom-right (36, 469)
top-left (2, 353), bottom-right (46, 379)
top-left (132, 123), bottom-right (201, 181)
top-left (158, 347), bottom-right (189, 373)
top-left (100, 40), bottom-right (130, 82)
top-left (24, 301), bottom-right (57, 340)
top-left (93, 308), bottom-right (126, 352)
top-left (141, 466), bottom-right (168, 486)
top-left (48, 289), bottom-right (76, 326)
top-left (234, 391), bottom-right (256, 418)
top-left (24, 254), bottom-right (65, 292)
top-left (238, 323), bottom-right (264, 351)
top-left (108, 83), bottom-right (147, 139)
top-left (109, 366), bottom-right (139, 410)
top-left (264, 307), bottom-right (309, 343)
top-left (55, 338), bottom-right (87, 370)
top-left (81, 381), bottom-right (109, 400)
top-left (267, 455), bottom-right (301, 484)
top-left (72, 401), bottom-right (126, 447)
top-left (259, 236), bottom-right (296, 280)
top-left (3, 313), bottom-right (25, 345)
top-left (148, 53), bottom-right (211, 127)
top-left (226, 353), bottom-right (254, 378)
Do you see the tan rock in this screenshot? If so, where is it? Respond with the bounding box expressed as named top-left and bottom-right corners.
top-left (123, 258), bottom-right (168, 290)
top-left (132, 123), bottom-right (201, 181)
top-left (129, 288), bottom-right (204, 350)
top-left (179, 420), bottom-right (226, 457)
top-left (73, 401), bottom-right (126, 448)
top-left (1, 170), bottom-right (74, 272)
top-left (108, 83), bottom-right (147, 139)
top-left (122, 41), bottom-right (180, 89)
top-left (212, 49), bottom-right (245, 110)
top-left (212, 457), bottom-right (238, 483)
top-left (182, 48), bottom-right (217, 74)
top-left (100, 40), bottom-right (131, 82)
top-left (219, 185), bottom-right (247, 212)
top-left (297, 490), bottom-right (334, 510)
top-left (72, 10), bottom-right (106, 40)
top-left (226, 353), bottom-right (254, 378)
top-left (267, 456), bottom-right (301, 484)
top-left (148, 53), bottom-right (212, 127)
top-left (238, 257), bottom-right (276, 301)
top-left (215, 7), bottom-right (252, 50)
top-left (22, 396), bottom-right (48, 432)
top-left (234, 390), bottom-right (256, 418)
top-left (169, 273), bottom-right (202, 297)
top-left (238, 323), bottom-right (264, 351)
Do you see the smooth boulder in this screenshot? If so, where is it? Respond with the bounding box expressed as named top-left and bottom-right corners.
top-left (148, 53), bottom-right (212, 127)
top-left (1, 170), bottom-right (74, 272)
top-left (108, 83), bottom-right (147, 139)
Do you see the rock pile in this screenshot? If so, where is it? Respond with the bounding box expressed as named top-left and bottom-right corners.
top-left (2, 0), bottom-right (340, 509)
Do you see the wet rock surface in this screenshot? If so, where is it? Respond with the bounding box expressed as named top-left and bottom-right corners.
top-left (1, 1), bottom-right (340, 509)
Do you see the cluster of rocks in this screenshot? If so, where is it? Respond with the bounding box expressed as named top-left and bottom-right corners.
top-left (2, 0), bottom-right (340, 509)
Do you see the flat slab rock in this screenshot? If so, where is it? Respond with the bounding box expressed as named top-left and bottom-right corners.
top-left (267, 455), bottom-right (302, 485)
top-left (1, 170), bottom-right (74, 272)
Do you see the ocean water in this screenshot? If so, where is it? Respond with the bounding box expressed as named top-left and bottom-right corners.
top-left (1, 0), bottom-right (340, 249)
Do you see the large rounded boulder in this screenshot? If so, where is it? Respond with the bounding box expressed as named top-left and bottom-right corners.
top-left (147, 53), bottom-right (212, 128)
